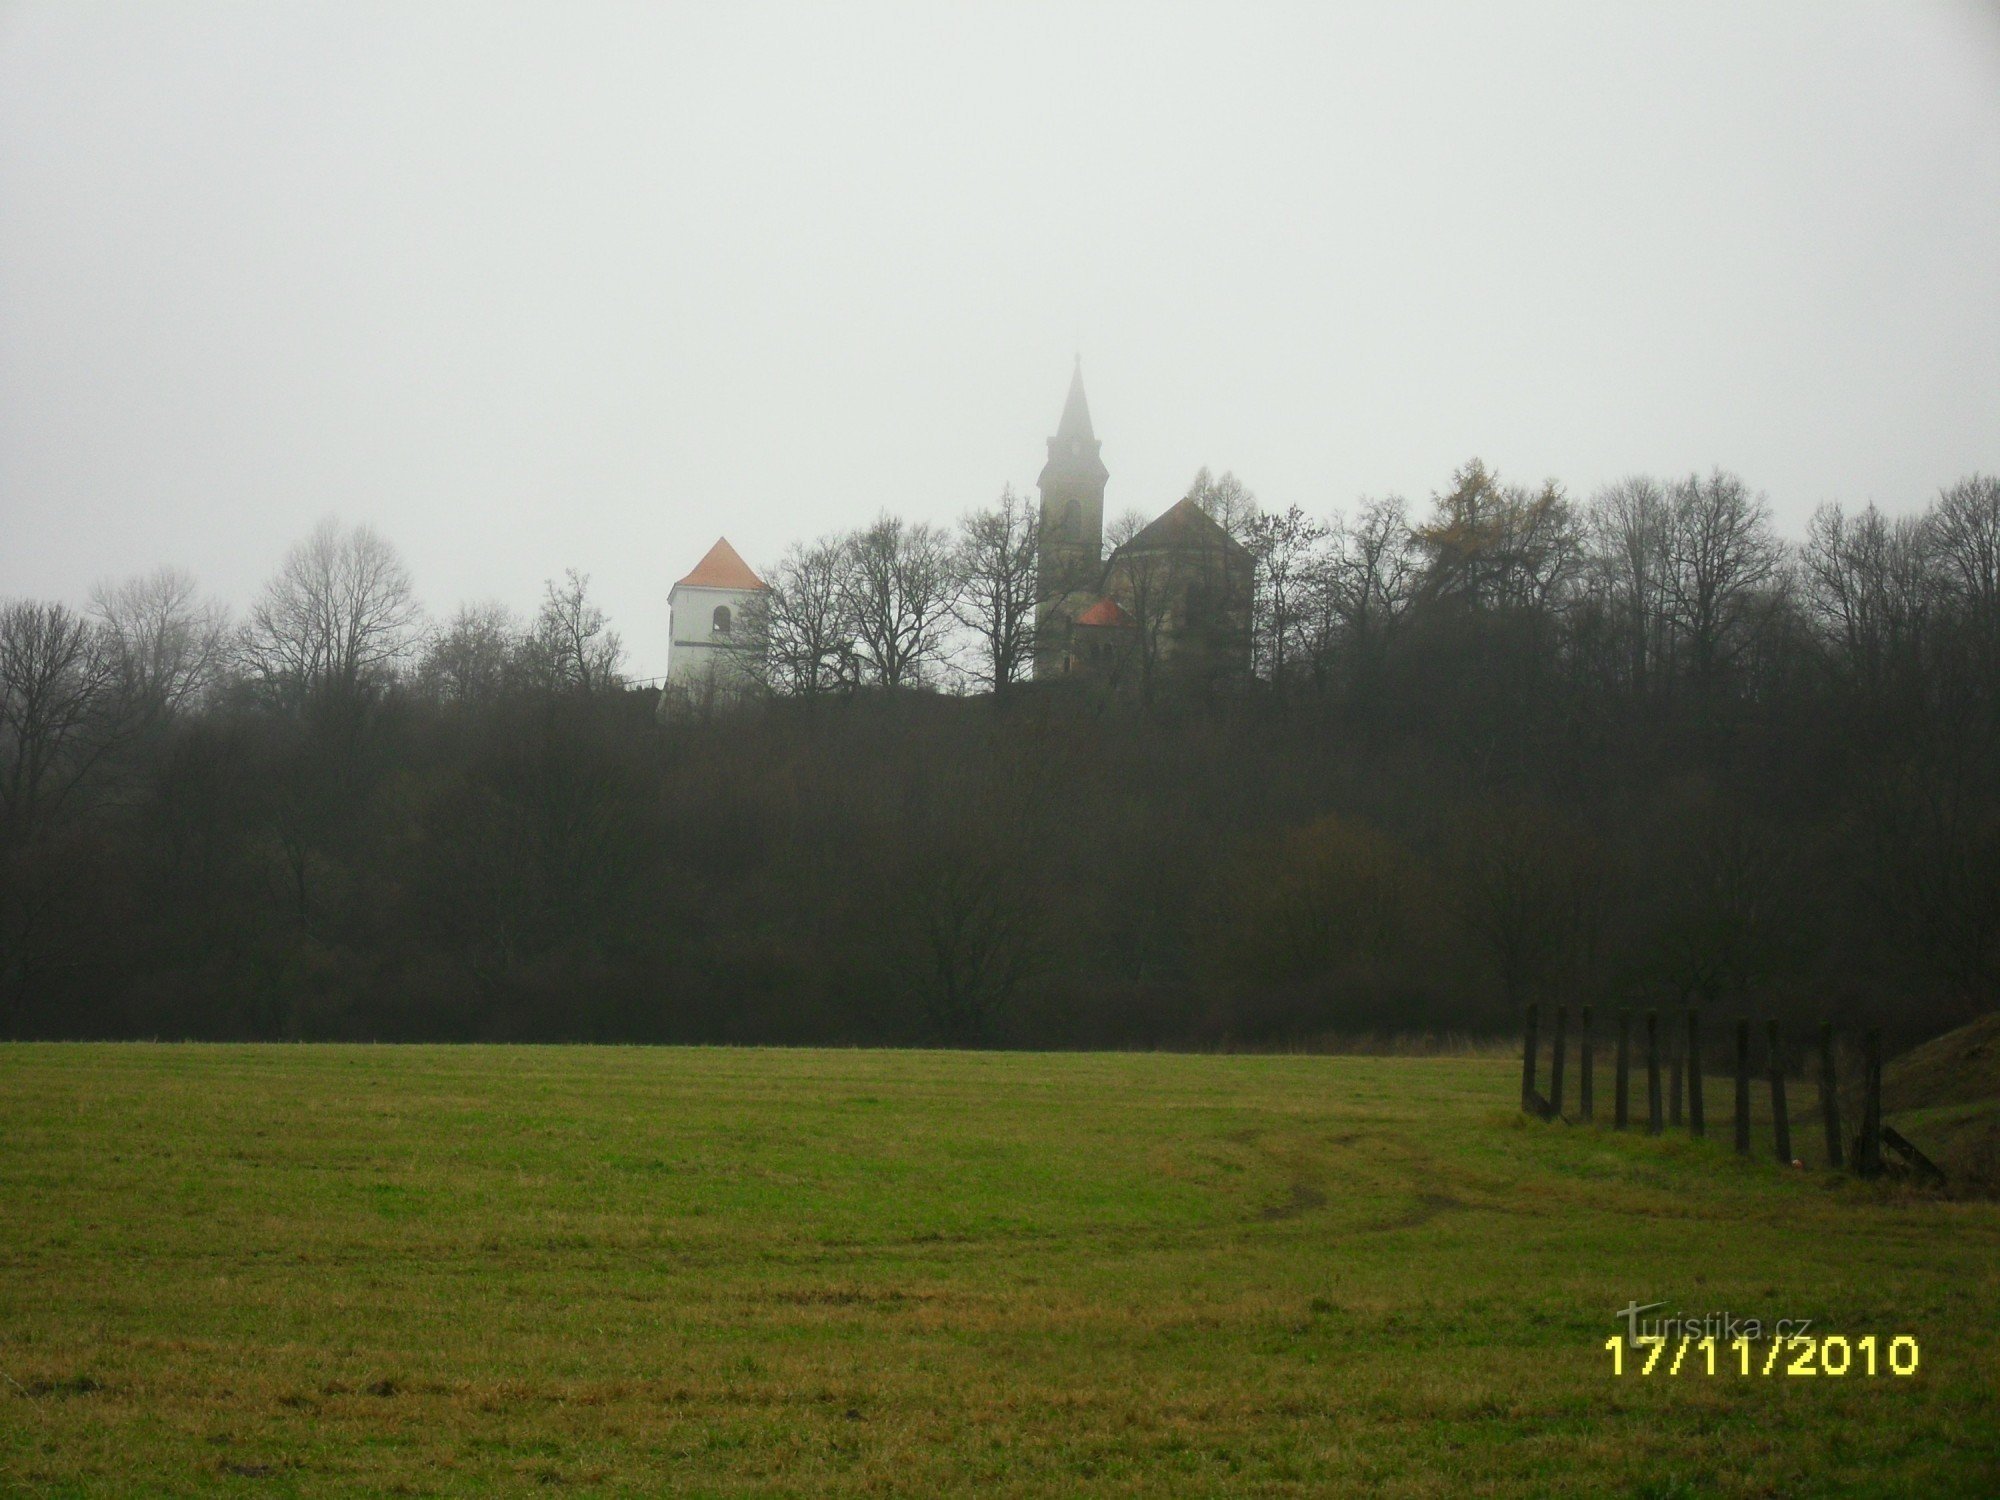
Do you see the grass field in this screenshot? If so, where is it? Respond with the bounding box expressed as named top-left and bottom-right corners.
top-left (3, 1045), bottom-right (1997, 1497)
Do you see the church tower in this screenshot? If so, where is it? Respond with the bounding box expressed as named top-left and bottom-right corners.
top-left (1034, 358), bottom-right (1109, 676)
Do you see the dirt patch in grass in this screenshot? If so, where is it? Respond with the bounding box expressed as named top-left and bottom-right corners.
top-left (1365, 1191), bottom-right (1467, 1232)
top-left (1257, 1182), bottom-right (1328, 1220)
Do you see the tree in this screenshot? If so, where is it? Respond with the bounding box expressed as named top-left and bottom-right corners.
top-left (0, 601), bottom-right (125, 1025)
top-left (527, 570), bottom-right (623, 695)
top-left (1312, 497), bottom-right (1418, 697)
top-left (757, 537), bottom-right (858, 698)
top-left (1221, 813), bottom-right (1422, 989)
top-left (1647, 808), bottom-right (1790, 1011)
top-left (416, 602), bottom-right (520, 707)
top-left (0, 601), bottom-right (120, 844)
top-left (1928, 473), bottom-right (2000, 680)
top-left (90, 567), bottom-right (228, 723)
top-left (241, 519), bottom-right (421, 714)
top-left (904, 841), bottom-right (1043, 1044)
top-left (1586, 477), bottom-right (1672, 695)
top-left (1416, 460), bottom-right (1582, 617)
top-left (1455, 804), bottom-right (1605, 1013)
top-left (1245, 505), bottom-right (1329, 695)
top-left (1187, 467), bottom-right (1260, 545)
top-left (1798, 502), bottom-right (1931, 700)
top-left (838, 514), bottom-right (958, 689)
top-left (953, 485), bottom-right (1045, 697)
top-left (1659, 470), bottom-right (1783, 696)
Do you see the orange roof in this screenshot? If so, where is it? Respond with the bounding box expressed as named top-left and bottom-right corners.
top-left (675, 537), bottom-right (767, 591)
top-left (1074, 596), bottom-right (1135, 627)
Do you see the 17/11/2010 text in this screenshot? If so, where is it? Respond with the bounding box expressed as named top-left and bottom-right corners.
top-left (1605, 1335), bottom-right (1919, 1378)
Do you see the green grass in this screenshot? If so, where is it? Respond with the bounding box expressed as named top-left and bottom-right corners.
top-left (2, 1045), bottom-right (1996, 1497)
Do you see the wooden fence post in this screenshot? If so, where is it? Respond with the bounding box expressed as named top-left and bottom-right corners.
top-left (1734, 1018), bottom-right (1752, 1156)
top-left (1668, 1032), bottom-right (1684, 1129)
top-left (1768, 1019), bottom-right (1792, 1164)
top-left (1550, 1005), bottom-right (1568, 1118)
top-left (1686, 1009), bottom-right (1705, 1138)
top-left (1819, 1022), bottom-right (1843, 1170)
top-left (1521, 1003), bottom-right (1539, 1114)
top-left (1646, 1010), bottom-right (1663, 1135)
top-left (1854, 1027), bottom-right (1883, 1177)
top-left (1580, 1005), bottom-right (1595, 1123)
top-left (1615, 1010), bottom-right (1630, 1129)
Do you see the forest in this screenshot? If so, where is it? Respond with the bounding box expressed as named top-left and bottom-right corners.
top-left (3, 462), bottom-right (1997, 1049)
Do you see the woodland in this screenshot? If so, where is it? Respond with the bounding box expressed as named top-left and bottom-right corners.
top-left (4, 464), bottom-right (1997, 1049)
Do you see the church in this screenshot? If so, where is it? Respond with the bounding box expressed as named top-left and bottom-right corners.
top-left (1033, 362), bottom-right (1254, 688)
top-left (660, 364), bottom-right (1254, 696)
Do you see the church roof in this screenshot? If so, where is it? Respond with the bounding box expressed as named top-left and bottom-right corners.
top-left (675, 537), bottom-right (768, 591)
top-left (1074, 596), bottom-right (1136, 628)
top-left (1056, 356), bottom-right (1096, 445)
top-left (1039, 358), bottom-right (1109, 490)
top-left (1119, 497), bottom-right (1248, 556)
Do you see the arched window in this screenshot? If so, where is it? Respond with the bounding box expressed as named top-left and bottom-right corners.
top-left (1183, 583), bottom-right (1209, 628)
top-left (712, 604), bottom-right (732, 635)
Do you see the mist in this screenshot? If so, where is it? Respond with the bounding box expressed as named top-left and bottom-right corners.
top-left (3, 2), bottom-right (1996, 676)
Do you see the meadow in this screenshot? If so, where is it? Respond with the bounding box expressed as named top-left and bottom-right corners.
top-left (2, 1044), bottom-right (1996, 1497)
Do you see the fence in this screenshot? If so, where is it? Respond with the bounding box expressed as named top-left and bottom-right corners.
top-left (1518, 1003), bottom-right (1943, 1183)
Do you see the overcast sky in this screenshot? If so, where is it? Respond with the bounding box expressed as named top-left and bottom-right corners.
top-left (3, 3), bottom-right (1997, 678)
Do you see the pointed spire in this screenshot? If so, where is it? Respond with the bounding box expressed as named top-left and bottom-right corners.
top-left (1041, 357), bottom-right (1108, 491)
top-left (1056, 357), bottom-right (1096, 443)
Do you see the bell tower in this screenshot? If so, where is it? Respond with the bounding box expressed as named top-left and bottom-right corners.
top-left (1034, 358), bottom-right (1109, 676)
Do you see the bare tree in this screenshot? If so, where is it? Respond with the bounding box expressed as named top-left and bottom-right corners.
top-left (1649, 811), bottom-right (1790, 1010)
top-left (1245, 504), bottom-right (1329, 694)
top-left (417, 602), bottom-right (520, 707)
top-left (1798, 502), bottom-right (1932, 696)
top-left (1456, 804), bottom-right (1604, 1011)
top-left (90, 567), bottom-right (228, 722)
top-left (1311, 497), bottom-right (1418, 694)
top-left (1659, 470), bottom-right (1783, 694)
top-left (527, 570), bottom-right (624, 695)
top-left (1928, 473), bottom-right (2000, 673)
top-left (241, 519), bottom-right (421, 712)
top-left (953, 485), bottom-right (1045, 697)
top-left (906, 844), bottom-right (1043, 1044)
top-left (1586, 476), bottom-right (1672, 694)
top-left (757, 536), bottom-right (858, 697)
top-left (838, 514), bottom-right (958, 689)
top-left (0, 601), bottom-right (120, 843)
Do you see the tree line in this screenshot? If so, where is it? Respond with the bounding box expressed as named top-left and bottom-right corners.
top-left (3, 466), bottom-right (1997, 1048)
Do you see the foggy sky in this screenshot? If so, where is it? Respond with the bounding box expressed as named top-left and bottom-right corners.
top-left (3, 2), bottom-right (1997, 679)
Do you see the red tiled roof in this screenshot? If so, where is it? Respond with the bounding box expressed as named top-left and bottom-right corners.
top-left (1074, 596), bottom-right (1135, 628)
top-left (675, 537), bottom-right (767, 591)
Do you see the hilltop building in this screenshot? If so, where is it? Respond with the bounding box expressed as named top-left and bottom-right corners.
top-left (1033, 362), bottom-right (1253, 688)
top-left (666, 537), bottom-right (767, 691)
top-left (660, 368), bottom-right (1251, 704)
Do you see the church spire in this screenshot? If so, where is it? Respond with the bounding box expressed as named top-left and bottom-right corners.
top-left (1056, 355), bottom-right (1096, 445)
top-left (1034, 359), bottom-right (1110, 678)
top-left (1041, 358), bottom-right (1108, 489)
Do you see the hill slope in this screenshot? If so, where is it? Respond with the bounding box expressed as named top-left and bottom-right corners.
top-left (1885, 1011), bottom-right (2000, 1194)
